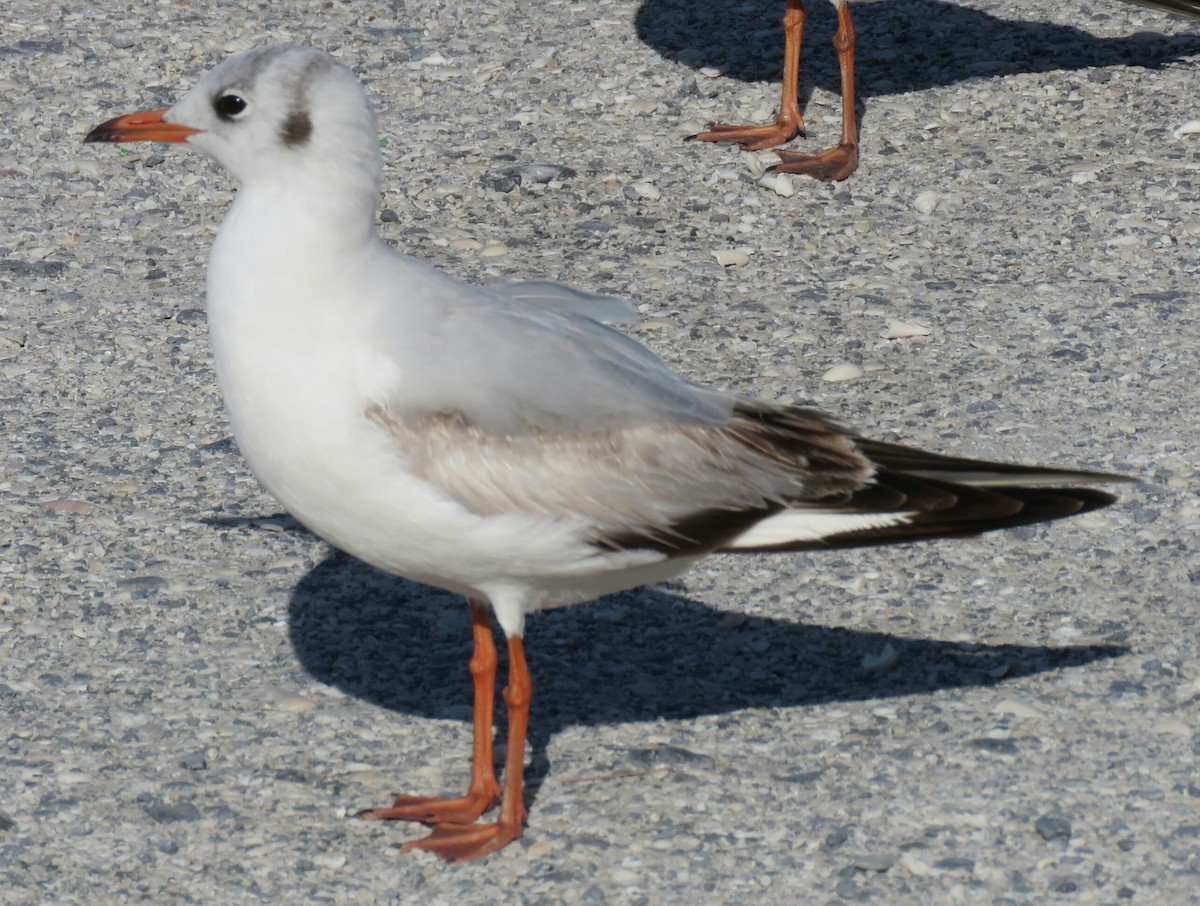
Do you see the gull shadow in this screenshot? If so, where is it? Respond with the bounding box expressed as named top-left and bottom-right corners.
top-left (288, 550), bottom-right (1125, 810)
top-left (637, 0), bottom-right (1200, 111)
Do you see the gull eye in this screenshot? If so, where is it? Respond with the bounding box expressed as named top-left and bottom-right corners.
top-left (214, 93), bottom-right (248, 120)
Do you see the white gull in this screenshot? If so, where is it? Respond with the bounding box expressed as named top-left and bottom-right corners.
top-left (85, 45), bottom-right (1127, 862)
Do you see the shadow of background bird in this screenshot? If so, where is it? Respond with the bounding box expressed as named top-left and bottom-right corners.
top-left (637, 0), bottom-right (1200, 119)
top-left (287, 549), bottom-right (1125, 810)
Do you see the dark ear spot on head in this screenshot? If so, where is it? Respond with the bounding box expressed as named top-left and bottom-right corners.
top-left (281, 110), bottom-right (312, 147)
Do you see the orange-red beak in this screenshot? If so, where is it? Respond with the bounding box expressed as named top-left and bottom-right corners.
top-left (84, 108), bottom-right (201, 144)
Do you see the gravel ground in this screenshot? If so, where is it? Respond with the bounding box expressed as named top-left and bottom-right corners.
top-left (3, 0), bottom-right (1199, 903)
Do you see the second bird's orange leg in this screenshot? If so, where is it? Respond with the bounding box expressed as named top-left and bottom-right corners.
top-left (771, 0), bottom-right (859, 181)
top-left (687, 0), bottom-right (807, 150)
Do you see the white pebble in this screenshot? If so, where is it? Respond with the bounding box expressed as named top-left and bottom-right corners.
top-left (861, 643), bottom-right (899, 671)
top-left (1173, 119), bottom-right (1200, 138)
top-left (274, 694), bottom-right (316, 712)
top-left (899, 852), bottom-right (932, 876)
top-left (822, 362), bottom-right (862, 382)
top-left (1154, 716), bottom-right (1192, 737)
top-left (994, 699), bottom-right (1044, 720)
top-left (755, 172), bottom-right (794, 197)
top-left (223, 37), bottom-right (255, 54)
top-left (712, 249), bottom-right (750, 267)
top-left (629, 97), bottom-right (658, 116)
top-left (480, 242), bottom-right (509, 257)
top-left (65, 159), bottom-right (103, 177)
top-left (913, 191), bottom-right (940, 214)
top-left (630, 182), bottom-right (661, 201)
top-left (880, 319), bottom-right (931, 339)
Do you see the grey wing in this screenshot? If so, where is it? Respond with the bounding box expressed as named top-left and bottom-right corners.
top-left (488, 280), bottom-right (642, 325)
top-left (376, 261), bottom-right (734, 435)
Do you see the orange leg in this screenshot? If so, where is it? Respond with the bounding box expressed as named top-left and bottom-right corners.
top-left (359, 600), bottom-right (501, 825)
top-left (771, 0), bottom-right (859, 181)
top-left (402, 633), bottom-right (532, 862)
top-left (688, 0), bottom-right (806, 151)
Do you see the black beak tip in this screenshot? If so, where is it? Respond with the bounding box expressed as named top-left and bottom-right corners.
top-left (83, 124), bottom-right (114, 144)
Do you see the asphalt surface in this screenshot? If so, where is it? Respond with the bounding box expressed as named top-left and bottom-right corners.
top-left (2, 1), bottom-right (1198, 902)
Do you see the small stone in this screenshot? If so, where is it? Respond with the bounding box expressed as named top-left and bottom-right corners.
top-left (45, 499), bottom-right (95, 515)
top-left (756, 172), bottom-right (794, 196)
top-left (274, 693), bottom-right (316, 712)
top-left (712, 249), bottom-right (750, 267)
top-left (179, 750), bottom-right (208, 771)
top-left (117, 575), bottom-right (168, 597)
top-left (822, 363), bottom-right (862, 382)
top-left (480, 242), bottom-right (509, 258)
top-left (934, 857), bottom-right (975, 873)
top-left (0, 259), bottom-right (67, 279)
top-left (971, 737), bottom-right (1018, 754)
top-left (861, 643), bottom-right (898, 672)
top-left (913, 191), bottom-right (940, 214)
top-left (1035, 814), bottom-right (1072, 841)
top-left (1173, 120), bottom-right (1200, 138)
top-left (898, 852), bottom-right (931, 876)
top-left (515, 163), bottom-right (576, 185)
top-left (176, 308), bottom-right (207, 325)
top-left (480, 170), bottom-right (518, 193)
top-left (994, 699), bottom-right (1044, 720)
top-left (1154, 716), bottom-right (1191, 737)
top-left (880, 319), bottom-right (931, 339)
top-left (144, 800), bottom-right (201, 823)
top-left (848, 853), bottom-right (896, 872)
top-left (770, 173), bottom-right (794, 197)
top-left (628, 182), bottom-right (661, 201)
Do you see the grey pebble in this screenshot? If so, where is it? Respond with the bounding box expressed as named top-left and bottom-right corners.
top-left (142, 801), bottom-right (201, 824)
top-left (481, 163), bottom-right (576, 193)
top-left (116, 576), bottom-right (168, 597)
top-left (0, 259), bottom-right (67, 278)
top-left (847, 853), bottom-right (896, 872)
top-left (175, 308), bottom-right (207, 325)
top-left (970, 737), bottom-right (1020, 754)
top-left (623, 744), bottom-right (712, 767)
top-left (1035, 815), bottom-right (1073, 842)
top-left (178, 751), bottom-right (208, 771)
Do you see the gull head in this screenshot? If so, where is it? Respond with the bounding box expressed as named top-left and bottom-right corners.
top-left (85, 45), bottom-right (383, 190)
